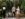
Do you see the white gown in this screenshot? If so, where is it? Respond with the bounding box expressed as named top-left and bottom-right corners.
top-left (16, 6), bottom-right (20, 14)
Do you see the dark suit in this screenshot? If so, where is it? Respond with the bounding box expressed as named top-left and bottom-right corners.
top-left (2, 7), bottom-right (7, 18)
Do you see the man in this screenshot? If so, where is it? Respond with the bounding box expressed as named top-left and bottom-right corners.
top-left (12, 5), bottom-right (16, 17)
top-left (2, 6), bottom-right (7, 18)
top-left (2, 1), bottom-right (7, 18)
top-left (16, 6), bottom-right (20, 19)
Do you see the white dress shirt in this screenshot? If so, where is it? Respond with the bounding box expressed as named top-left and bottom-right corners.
top-left (12, 6), bottom-right (16, 12)
top-left (3, 7), bottom-right (6, 10)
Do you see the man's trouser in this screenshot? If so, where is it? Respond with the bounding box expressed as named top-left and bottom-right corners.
top-left (12, 12), bottom-right (15, 17)
top-left (3, 10), bottom-right (6, 18)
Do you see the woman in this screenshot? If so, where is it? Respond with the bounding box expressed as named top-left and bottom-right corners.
top-left (16, 6), bottom-right (20, 19)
